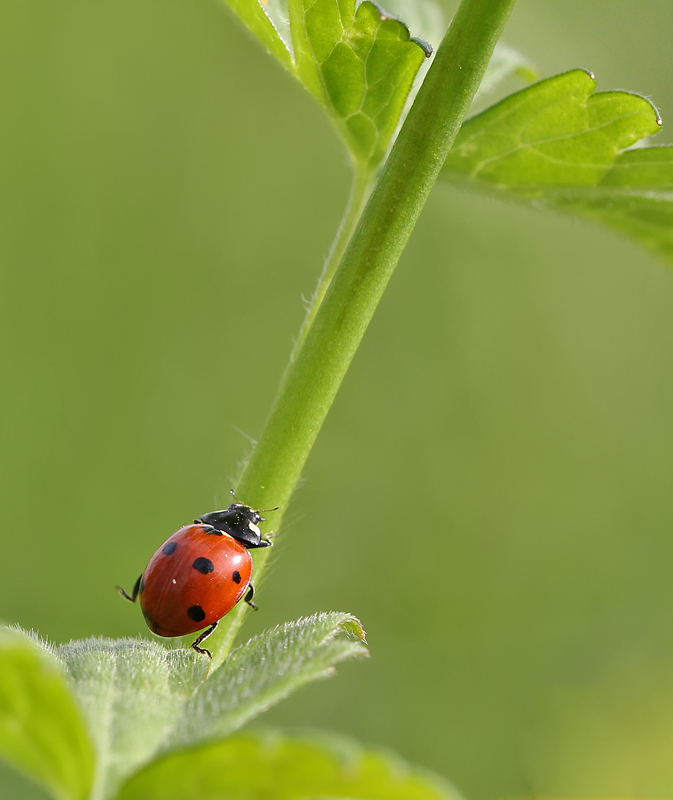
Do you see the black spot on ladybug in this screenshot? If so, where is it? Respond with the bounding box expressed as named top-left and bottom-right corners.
top-left (162, 541), bottom-right (178, 555)
top-left (139, 577), bottom-right (146, 594)
top-left (187, 605), bottom-right (206, 622)
top-left (232, 570), bottom-right (242, 584)
top-left (192, 557), bottom-right (214, 574)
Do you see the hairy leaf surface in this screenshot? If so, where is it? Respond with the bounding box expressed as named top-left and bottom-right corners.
top-left (56, 639), bottom-right (206, 800)
top-left (162, 612), bottom-right (368, 753)
top-left (17, 615), bottom-right (366, 799)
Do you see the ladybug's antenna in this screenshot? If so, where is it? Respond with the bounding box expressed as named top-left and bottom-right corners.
top-left (230, 488), bottom-right (279, 515)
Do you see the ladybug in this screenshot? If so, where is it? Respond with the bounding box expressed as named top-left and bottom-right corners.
top-left (117, 496), bottom-right (275, 657)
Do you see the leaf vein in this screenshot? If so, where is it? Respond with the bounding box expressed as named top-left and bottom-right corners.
top-left (471, 110), bottom-right (646, 177)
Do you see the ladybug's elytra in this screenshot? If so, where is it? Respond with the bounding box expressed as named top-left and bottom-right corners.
top-left (117, 497), bottom-right (274, 657)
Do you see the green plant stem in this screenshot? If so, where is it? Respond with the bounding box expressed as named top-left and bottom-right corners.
top-left (208, 0), bottom-right (518, 670)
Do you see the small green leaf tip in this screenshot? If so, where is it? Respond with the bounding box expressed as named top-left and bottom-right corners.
top-left (117, 730), bottom-right (462, 800)
top-left (441, 69), bottom-right (673, 265)
top-left (339, 614), bottom-right (368, 642)
top-left (0, 626), bottom-right (95, 800)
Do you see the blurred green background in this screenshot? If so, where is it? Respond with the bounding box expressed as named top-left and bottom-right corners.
top-left (2, 0), bottom-right (673, 797)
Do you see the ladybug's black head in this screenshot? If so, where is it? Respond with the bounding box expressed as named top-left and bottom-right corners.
top-left (199, 503), bottom-right (269, 549)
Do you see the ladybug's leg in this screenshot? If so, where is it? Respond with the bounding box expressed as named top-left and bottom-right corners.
top-left (191, 621), bottom-right (219, 659)
top-left (115, 575), bottom-right (143, 603)
top-left (244, 584), bottom-right (258, 611)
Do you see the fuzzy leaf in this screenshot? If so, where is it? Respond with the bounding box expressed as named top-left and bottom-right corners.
top-left (0, 626), bottom-right (94, 800)
top-left (49, 615), bottom-right (365, 799)
top-left (56, 639), bottom-right (206, 800)
top-left (440, 69), bottom-right (673, 263)
top-left (161, 612), bottom-right (368, 754)
top-left (116, 730), bottom-right (459, 800)
top-left (289, 0), bottom-right (431, 169)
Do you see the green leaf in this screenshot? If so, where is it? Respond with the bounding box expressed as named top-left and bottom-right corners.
top-left (56, 639), bottom-right (207, 800)
top-left (220, 0), bottom-right (532, 172)
top-left (538, 183), bottom-right (673, 263)
top-left (0, 626), bottom-right (94, 800)
top-left (443, 70), bottom-right (661, 186)
top-left (289, 0), bottom-right (431, 169)
top-left (162, 612), bottom-right (367, 754)
top-left (218, 0), bottom-right (431, 172)
top-left (219, 0), bottom-right (293, 70)
top-left (601, 143), bottom-right (673, 186)
top-left (116, 730), bottom-right (459, 800)
top-left (440, 69), bottom-right (673, 262)
top-left (48, 615), bottom-right (365, 799)
top-left (580, 147), bottom-right (673, 261)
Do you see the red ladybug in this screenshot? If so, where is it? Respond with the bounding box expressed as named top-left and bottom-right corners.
top-left (117, 498), bottom-right (274, 657)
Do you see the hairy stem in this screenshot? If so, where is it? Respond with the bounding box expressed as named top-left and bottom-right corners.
top-left (208, 0), bottom-right (518, 671)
